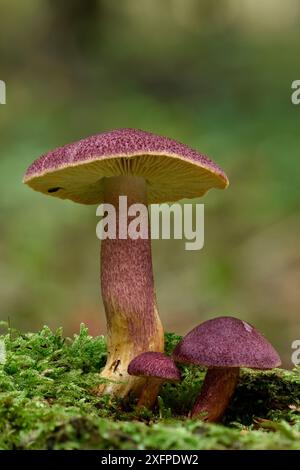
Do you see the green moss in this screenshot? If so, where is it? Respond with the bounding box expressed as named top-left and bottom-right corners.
top-left (0, 324), bottom-right (299, 450)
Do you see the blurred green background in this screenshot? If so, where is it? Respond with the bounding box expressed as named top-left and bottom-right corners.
top-left (1, 0), bottom-right (299, 367)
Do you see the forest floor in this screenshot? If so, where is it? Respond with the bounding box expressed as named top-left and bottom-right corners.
top-left (0, 323), bottom-right (299, 450)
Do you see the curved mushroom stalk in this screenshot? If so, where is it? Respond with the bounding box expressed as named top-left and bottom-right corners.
top-left (96, 176), bottom-right (164, 397)
top-left (191, 367), bottom-right (239, 422)
top-left (136, 378), bottom-right (162, 409)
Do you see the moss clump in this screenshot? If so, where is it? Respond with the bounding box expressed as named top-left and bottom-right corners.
top-left (0, 323), bottom-right (299, 450)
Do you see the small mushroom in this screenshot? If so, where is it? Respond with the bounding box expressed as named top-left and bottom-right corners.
top-left (23, 128), bottom-right (228, 398)
top-left (128, 352), bottom-right (181, 408)
top-left (173, 316), bottom-right (281, 422)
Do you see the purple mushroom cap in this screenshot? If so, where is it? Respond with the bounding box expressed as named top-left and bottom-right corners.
top-left (173, 316), bottom-right (281, 370)
top-left (23, 128), bottom-right (228, 204)
top-left (128, 352), bottom-right (181, 381)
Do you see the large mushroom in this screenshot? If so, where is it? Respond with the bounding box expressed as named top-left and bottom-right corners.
top-left (173, 316), bottom-right (281, 422)
top-left (23, 128), bottom-right (228, 398)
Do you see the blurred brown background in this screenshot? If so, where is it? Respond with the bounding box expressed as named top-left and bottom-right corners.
top-left (0, 0), bottom-right (300, 367)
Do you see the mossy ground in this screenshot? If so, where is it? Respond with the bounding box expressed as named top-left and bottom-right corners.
top-left (0, 322), bottom-right (299, 450)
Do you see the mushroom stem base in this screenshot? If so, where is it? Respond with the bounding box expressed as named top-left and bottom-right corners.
top-left (96, 303), bottom-right (163, 398)
top-left (137, 378), bottom-right (162, 409)
top-left (96, 175), bottom-right (164, 398)
top-left (191, 367), bottom-right (239, 422)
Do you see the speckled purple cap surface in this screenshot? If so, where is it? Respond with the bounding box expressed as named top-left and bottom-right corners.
top-left (128, 352), bottom-right (181, 381)
top-left (23, 128), bottom-right (228, 204)
top-left (173, 316), bottom-right (281, 369)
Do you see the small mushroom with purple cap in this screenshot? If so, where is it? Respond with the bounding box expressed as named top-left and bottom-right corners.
top-left (173, 316), bottom-right (281, 422)
top-left (128, 352), bottom-right (181, 408)
top-left (23, 128), bottom-right (228, 398)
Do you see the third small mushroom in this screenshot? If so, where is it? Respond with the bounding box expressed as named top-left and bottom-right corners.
top-left (128, 352), bottom-right (181, 409)
top-left (24, 128), bottom-right (228, 399)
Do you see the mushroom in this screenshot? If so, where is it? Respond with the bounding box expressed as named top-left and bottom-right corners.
top-left (23, 128), bottom-right (228, 398)
top-left (173, 316), bottom-right (281, 422)
top-left (128, 352), bottom-right (181, 408)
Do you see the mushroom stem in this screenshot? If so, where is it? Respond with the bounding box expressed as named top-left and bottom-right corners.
top-left (97, 176), bottom-right (164, 397)
top-left (137, 378), bottom-right (162, 409)
top-left (191, 367), bottom-right (239, 422)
